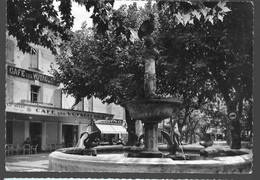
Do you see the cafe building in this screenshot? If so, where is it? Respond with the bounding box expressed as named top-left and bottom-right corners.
top-left (5, 35), bottom-right (127, 151)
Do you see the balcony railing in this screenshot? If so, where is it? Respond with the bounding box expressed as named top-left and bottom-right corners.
top-left (21, 99), bottom-right (54, 107)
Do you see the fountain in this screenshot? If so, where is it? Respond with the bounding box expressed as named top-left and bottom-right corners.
top-left (121, 57), bottom-right (182, 158)
top-left (48, 13), bottom-right (252, 173)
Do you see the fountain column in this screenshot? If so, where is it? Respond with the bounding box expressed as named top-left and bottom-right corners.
top-left (121, 33), bottom-right (181, 158)
top-left (144, 123), bottom-right (159, 152)
top-left (140, 57), bottom-right (163, 157)
top-left (144, 58), bottom-right (156, 98)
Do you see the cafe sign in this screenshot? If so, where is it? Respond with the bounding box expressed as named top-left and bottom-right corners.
top-left (7, 65), bottom-right (58, 86)
top-left (6, 103), bottom-right (113, 120)
top-left (95, 119), bottom-right (124, 125)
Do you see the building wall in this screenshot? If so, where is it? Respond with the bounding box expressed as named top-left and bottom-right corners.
top-left (6, 35), bottom-right (61, 108)
top-left (62, 95), bottom-right (126, 120)
top-left (110, 103), bottom-right (125, 120)
top-left (92, 97), bottom-right (107, 114)
top-left (6, 76), bottom-right (29, 103)
top-left (92, 97), bottom-right (125, 120)
top-left (45, 87), bottom-right (61, 108)
top-left (62, 94), bottom-right (83, 110)
top-left (5, 35), bottom-right (126, 150)
top-left (46, 122), bottom-right (59, 145)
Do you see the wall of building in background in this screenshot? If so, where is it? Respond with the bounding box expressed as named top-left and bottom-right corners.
top-left (62, 95), bottom-right (126, 121)
top-left (6, 35), bottom-right (62, 108)
top-left (5, 35), bottom-right (126, 151)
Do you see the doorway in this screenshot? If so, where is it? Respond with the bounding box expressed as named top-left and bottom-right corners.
top-left (6, 121), bottom-right (13, 144)
top-left (30, 122), bottom-right (42, 151)
top-left (62, 124), bottom-right (78, 147)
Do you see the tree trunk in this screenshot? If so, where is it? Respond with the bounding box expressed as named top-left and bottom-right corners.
top-left (185, 132), bottom-right (188, 143)
top-left (225, 114), bottom-right (232, 145)
top-left (226, 124), bottom-right (232, 145)
top-left (193, 132), bottom-right (196, 143)
top-left (230, 119), bottom-right (241, 149)
top-left (227, 101), bottom-right (242, 149)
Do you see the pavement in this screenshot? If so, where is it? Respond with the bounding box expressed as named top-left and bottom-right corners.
top-left (5, 152), bottom-right (50, 172)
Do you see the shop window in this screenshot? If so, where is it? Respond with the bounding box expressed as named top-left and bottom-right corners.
top-left (31, 85), bottom-right (40, 103)
top-left (30, 122), bottom-right (42, 150)
top-left (62, 125), bottom-right (78, 147)
top-left (6, 38), bottom-right (14, 63)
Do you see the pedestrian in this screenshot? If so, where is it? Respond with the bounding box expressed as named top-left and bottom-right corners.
top-left (23, 137), bottom-right (31, 145)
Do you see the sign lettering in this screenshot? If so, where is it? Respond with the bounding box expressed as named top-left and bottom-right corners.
top-left (95, 119), bottom-right (124, 125)
top-left (7, 65), bottom-right (58, 86)
top-left (6, 103), bottom-right (113, 120)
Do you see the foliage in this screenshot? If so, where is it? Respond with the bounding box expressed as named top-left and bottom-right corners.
top-left (7, 0), bottom-right (230, 55)
top-left (7, 0), bottom-right (115, 54)
top-left (200, 95), bottom-right (228, 132)
top-left (7, 0), bottom-right (73, 54)
top-left (155, 2), bottom-right (253, 147)
top-left (52, 6), bottom-right (145, 104)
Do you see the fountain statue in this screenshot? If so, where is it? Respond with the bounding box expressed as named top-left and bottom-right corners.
top-left (136, 134), bottom-right (145, 147)
top-left (75, 131), bottom-right (101, 156)
top-left (196, 126), bottom-right (214, 148)
top-left (122, 14), bottom-right (182, 158)
top-left (161, 131), bottom-right (179, 155)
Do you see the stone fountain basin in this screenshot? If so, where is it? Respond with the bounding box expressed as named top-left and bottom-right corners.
top-left (121, 98), bottom-right (182, 122)
top-left (48, 144), bottom-right (252, 173)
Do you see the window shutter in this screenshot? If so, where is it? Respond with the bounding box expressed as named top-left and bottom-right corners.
top-left (6, 39), bottom-right (14, 62)
top-left (38, 49), bottom-right (43, 70)
top-left (30, 49), bottom-right (40, 69)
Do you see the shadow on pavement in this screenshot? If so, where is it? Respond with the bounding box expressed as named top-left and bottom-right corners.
top-left (5, 152), bottom-right (50, 172)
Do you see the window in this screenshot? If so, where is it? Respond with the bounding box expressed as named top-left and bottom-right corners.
top-left (31, 85), bottom-right (40, 103)
top-left (30, 49), bottom-right (42, 70)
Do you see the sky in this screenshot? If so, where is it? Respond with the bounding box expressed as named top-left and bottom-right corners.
top-left (69, 0), bottom-right (149, 31)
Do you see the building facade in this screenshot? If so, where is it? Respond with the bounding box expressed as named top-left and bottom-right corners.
top-left (5, 35), bottom-right (126, 151)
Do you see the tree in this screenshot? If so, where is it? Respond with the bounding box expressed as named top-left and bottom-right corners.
top-left (200, 95), bottom-right (228, 139)
top-left (197, 2), bottom-right (253, 148)
top-left (211, 2), bottom-right (253, 149)
top-left (155, 1), bottom-right (253, 149)
top-left (7, 0), bottom-right (73, 54)
top-left (7, 0), bottom-right (115, 54)
top-left (50, 1), bottom-right (252, 148)
top-left (53, 3), bottom-right (146, 145)
top-left (7, 0), bottom-right (229, 55)
top-left (240, 99), bottom-right (253, 141)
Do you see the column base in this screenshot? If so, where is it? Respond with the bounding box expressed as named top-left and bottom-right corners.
top-left (127, 147), bottom-right (163, 158)
top-left (140, 150), bottom-right (163, 158)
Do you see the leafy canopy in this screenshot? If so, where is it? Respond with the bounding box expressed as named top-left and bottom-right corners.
top-left (52, 1), bottom-right (241, 107)
top-left (7, 0), bottom-right (230, 55)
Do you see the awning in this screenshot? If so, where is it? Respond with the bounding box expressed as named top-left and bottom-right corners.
top-left (6, 103), bottom-right (114, 122)
top-left (95, 124), bottom-right (128, 134)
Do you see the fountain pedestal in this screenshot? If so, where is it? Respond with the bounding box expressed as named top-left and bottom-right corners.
top-left (144, 123), bottom-right (158, 152)
top-left (122, 98), bottom-right (181, 158)
top-left (141, 122), bottom-right (163, 157)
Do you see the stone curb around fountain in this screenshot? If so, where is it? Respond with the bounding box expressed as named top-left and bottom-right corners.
top-left (48, 145), bottom-right (252, 173)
